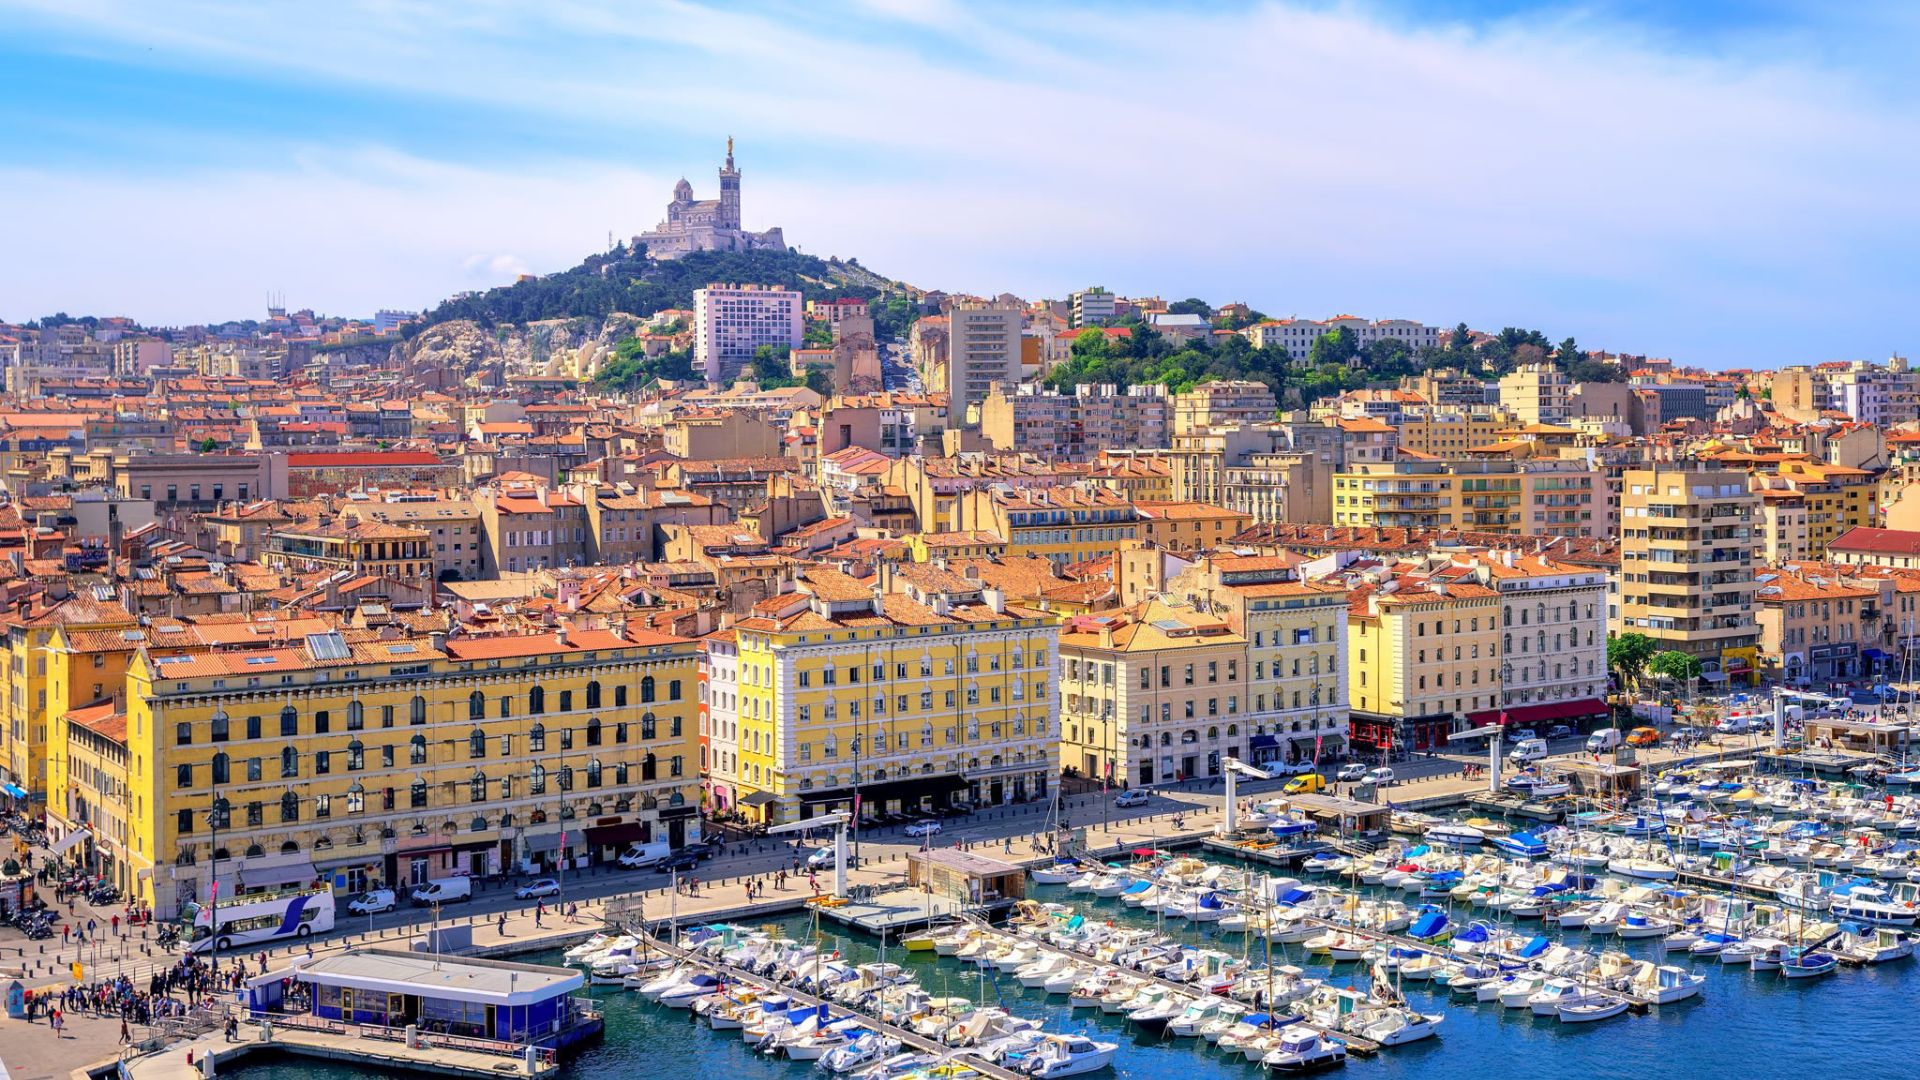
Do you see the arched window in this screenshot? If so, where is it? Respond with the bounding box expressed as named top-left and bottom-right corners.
top-left (586, 680), bottom-right (602, 709)
top-left (528, 684), bottom-right (545, 714)
top-left (468, 691), bottom-right (485, 720)
top-left (410, 733), bottom-right (427, 765)
top-left (586, 717), bottom-right (602, 746)
top-left (615, 685), bottom-right (628, 708)
top-left (470, 770), bottom-right (488, 803)
top-left (347, 700), bottom-right (364, 730)
top-left (280, 791), bottom-right (300, 823)
top-left (211, 752), bottom-right (230, 785)
top-left (530, 763), bottom-right (547, 794)
top-left (529, 723), bottom-right (546, 752)
top-left (469, 727), bottom-right (486, 759)
top-left (210, 709), bottom-right (228, 742)
top-left (280, 745), bottom-right (299, 778)
top-left (640, 675), bottom-right (656, 703)
top-left (346, 783), bottom-right (364, 814)
top-left (409, 777), bottom-right (427, 808)
top-left (347, 740), bottom-right (364, 770)
top-left (558, 689), bottom-right (572, 713)
top-left (410, 695), bottom-right (426, 725)
top-left (209, 797), bottom-right (231, 828)
top-left (586, 758), bottom-right (603, 788)
top-left (557, 765), bottom-right (574, 791)
top-left (279, 705), bottom-right (297, 736)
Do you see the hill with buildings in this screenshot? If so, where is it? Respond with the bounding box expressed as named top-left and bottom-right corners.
top-left (415, 245), bottom-right (896, 330)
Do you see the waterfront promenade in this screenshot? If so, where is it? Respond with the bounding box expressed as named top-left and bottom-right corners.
top-left (4, 733), bottom-right (1763, 1080)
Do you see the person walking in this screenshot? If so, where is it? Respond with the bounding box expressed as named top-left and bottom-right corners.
top-left (534, 901), bottom-right (544, 928)
top-left (497, 913), bottom-right (508, 937)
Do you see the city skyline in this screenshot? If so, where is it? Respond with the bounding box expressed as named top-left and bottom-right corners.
top-left (6, 1), bottom-right (1920, 366)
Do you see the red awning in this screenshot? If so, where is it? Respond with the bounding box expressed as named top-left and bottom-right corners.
top-left (1465, 698), bottom-right (1609, 727)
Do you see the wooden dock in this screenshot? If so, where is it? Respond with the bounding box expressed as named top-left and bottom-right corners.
top-left (631, 929), bottom-right (1029, 1080)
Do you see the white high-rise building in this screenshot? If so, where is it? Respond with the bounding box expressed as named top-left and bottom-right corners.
top-left (694, 283), bottom-right (804, 384)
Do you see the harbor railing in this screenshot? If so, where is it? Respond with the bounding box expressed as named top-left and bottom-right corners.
top-left (245, 1008), bottom-right (559, 1065)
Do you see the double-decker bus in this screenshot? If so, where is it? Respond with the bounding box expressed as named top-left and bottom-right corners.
top-left (182, 886), bottom-right (335, 953)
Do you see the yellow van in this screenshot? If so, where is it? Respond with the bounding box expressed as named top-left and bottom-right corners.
top-left (1283, 774), bottom-right (1327, 795)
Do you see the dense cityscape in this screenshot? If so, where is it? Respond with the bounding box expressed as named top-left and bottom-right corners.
top-left (10, 64), bottom-right (1920, 1080)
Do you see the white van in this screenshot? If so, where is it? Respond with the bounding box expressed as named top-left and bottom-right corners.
top-left (410, 877), bottom-right (472, 906)
top-left (1586, 729), bottom-right (1623, 754)
top-left (1509, 738), bottom-right (1549, 764)
top-left (618, 841), bottom-right (671, 869)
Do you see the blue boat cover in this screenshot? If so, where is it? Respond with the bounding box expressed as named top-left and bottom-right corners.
top-left (1122, 880), bottom-right (1154, 894)
top-left (1200, 893), bottom-right (1225, 909)
top-left (1517, 936), bottom-right (1550, 958)
top-left (1409, 911), bottom-right (1450, 939)
top-left (1278, 888), bottom-right (1313, 905)
top-left (1454, 924), bottom-right (1490, 944)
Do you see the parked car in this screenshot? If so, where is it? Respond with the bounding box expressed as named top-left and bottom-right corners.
top-left (1113, 789), bottom-right (1149, 808)
top-left (1545, 724), bottom-right (1575, 741)
top-left (654, 851), bottom-right (700, 874)
top-left (1714, 715), bottom-right (1754, 734)
top-left (903, 820), bottom-right (943, 838)
top-left (1588, 728), bottom-right (1626, 752)
top-left (1360, 767), bottom-right (1396, 786)
top-left (682, 838), bottom-right (723, 861)
top-left (1508, 728), bottom-right (1540, 744)
top-left (805, 846), bottom-right (840, 869)
top-left (1277, 760), bottom-right (1317, 776)
top-left (1283, 774), bottom-right (1327, 795)
top-left (347, 889), bottom-right (395, 916)
top-left (1335, 762), bottom-right (1370, 783)
top-left (514, 878), bottom-right (561, 900)
top-left (1626, 726), bottom-right (1662, 747)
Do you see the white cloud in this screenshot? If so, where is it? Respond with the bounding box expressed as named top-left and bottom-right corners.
top-left (4, 1), bottom-right (1919, 362)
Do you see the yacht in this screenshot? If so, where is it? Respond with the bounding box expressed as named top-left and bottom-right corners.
top-left (1557, 993), bottom-right (1631, 1023)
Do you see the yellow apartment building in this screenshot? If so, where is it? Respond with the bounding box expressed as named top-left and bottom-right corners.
top-left (123, 624), bottom-right (702, 915)
top-left (713, 565), bottom-right (1061, 825)
top-left (1133, 501), bottom-right (1255, 550)
top-left (1346, 568), bottom-right (1502, 753)
top-left (1332, 457), bottom-right (1601, 536)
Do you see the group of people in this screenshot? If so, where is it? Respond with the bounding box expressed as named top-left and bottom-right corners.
top-left (18, 956), bottom-right (221, 1038)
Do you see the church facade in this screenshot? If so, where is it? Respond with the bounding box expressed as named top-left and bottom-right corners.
top-left (633, 141), bottom-right (787, 259)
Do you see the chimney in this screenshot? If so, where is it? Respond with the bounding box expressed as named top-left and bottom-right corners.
top-left (429, 630), bottom-right (447, 653)
top-left (983, 587), bottom-right (1006, 615)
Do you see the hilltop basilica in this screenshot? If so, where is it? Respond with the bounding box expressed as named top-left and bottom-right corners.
top-left (632, 139), bottom-right (787, 259)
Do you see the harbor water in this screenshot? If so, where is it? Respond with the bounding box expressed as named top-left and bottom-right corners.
top-left (223, 871), bottom-right (1920, 1080)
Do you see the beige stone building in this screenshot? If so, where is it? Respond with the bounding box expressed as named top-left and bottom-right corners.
top-left (1615, 465), bottom-right (1762, 677)
top-left (1058, 599), bottom-right (1250, 787)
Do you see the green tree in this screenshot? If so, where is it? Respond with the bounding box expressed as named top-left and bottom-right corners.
top-left (1167, 297), bottom-right (1213, 318)
top-left (1557, 337), bottom-right (1581, 367)
top-left (1308, 327), bottom-right (1359, 369)
top-left (802, 365), bottom-right (834, 397)
top-left (198, 437), bottom-right (218, 452)
top-left (1607, 633), bottom-right (1658, 694)
top-left (1360, 336), bottom-right (1412, 375)
top-left (1649, 650), bottom-right (1704, 684)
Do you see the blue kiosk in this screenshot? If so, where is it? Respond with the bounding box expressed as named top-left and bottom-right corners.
top-left (249, 948), bottom-right (602, 1051)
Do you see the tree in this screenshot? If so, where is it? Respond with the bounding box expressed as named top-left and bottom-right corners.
top-left (198, 437), bottom-right (218, 452)
top-left (1167, 297), bottom-right (1213, 318)
top-left (1649, 650), bottom-right (1704, 684)
top-left (1307, 327), bottom-right (1359, 369)
top-left (1607, 633), bottom-right (1658, 694)
top-left (802, 365), bottom-right (834, 397)
top-left (1360, 336), bottom-right (1413, 376)
top-left (1557, 337), bottom-right (1581, 367)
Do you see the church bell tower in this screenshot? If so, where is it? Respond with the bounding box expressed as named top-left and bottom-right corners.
top-left (718, 136), bottom-right (741, 231)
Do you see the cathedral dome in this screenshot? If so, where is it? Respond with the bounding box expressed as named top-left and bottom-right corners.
top-left (672, 178), bottom-right (694, 203)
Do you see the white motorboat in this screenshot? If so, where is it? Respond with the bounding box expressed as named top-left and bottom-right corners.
top-left (822, 1033), bottom-right (901, 1073)
top-left (1425, 824), bottom-right (1486, 848)
top-left (1607, 859), bottom-right (1678, 881)
top-left (1557, 994), bottom-right (1631, 1023)
top-left (1261, 1026), bottom-right (1348, 1073)
top-left (1637, 964), bottom-right (1705, 1004)
top-left (1526, 977), bottom-right (1584, 1017)
top-left (1018, 1034), bottom-right (1117, 1077)
top-left (1030, 863), bottom-right (1082, 886)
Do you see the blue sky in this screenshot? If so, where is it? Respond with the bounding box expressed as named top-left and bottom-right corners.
top-left (3, 1), bottom-right (1917, 367)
